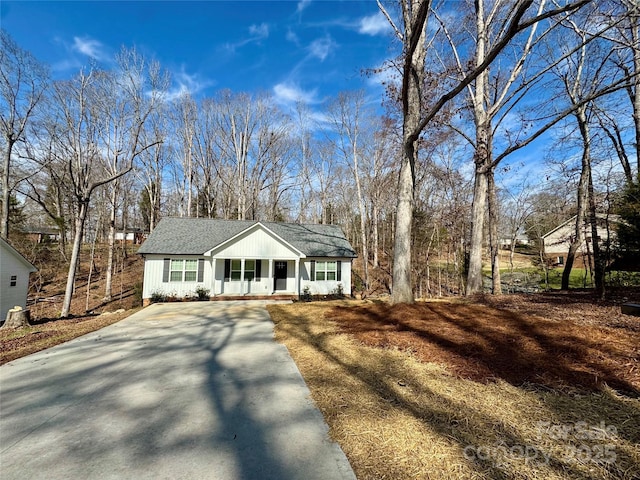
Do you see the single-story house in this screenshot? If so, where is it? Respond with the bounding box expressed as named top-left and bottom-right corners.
top-left (542, 214), bottom-right (619, 264)
top-left (21, 225), bottom-right (61, 244)
top-left (0, 237), bottom-right (37, 322)
top-left (137, 218), bottom-right (357, 304)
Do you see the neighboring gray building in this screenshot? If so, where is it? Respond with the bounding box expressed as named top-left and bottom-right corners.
top-left (137, 218), bottom-right (356, 303)
top-left (0, 238), bottom-right (37, 321)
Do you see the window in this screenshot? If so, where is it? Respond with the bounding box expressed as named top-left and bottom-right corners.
top-left (231, 259), bottom-right (242, 281)
top-left (315, 261), bottom-right (337, 281)
top-left (10, 275), bottom-right (17, 287)
top-left (170, 259), bottom-right (198, 282)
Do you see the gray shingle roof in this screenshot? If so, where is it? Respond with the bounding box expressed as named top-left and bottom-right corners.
top-left (137, 218), bottom-right (357, 258)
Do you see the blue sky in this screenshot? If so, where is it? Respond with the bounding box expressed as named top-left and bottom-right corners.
top-left (1, 0), bottom-right (396, 108)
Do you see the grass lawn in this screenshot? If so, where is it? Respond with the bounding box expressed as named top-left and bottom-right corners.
top-left (268, 297), bottom-right (639, 480)
top-left (544, 268), bottom-right (594, 289)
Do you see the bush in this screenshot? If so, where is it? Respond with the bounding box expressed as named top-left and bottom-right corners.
top-left (329, 283), bottom-right (344, 299)
top-left (300, 285), bottom-right (312, 302)
top-left (195, 285), bottom-right (210, 301)
top-left (150, 290), bottom-right (167, 303)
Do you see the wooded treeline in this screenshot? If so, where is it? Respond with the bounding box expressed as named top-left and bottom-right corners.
top-left (1, 0), bottom-right (639, 314)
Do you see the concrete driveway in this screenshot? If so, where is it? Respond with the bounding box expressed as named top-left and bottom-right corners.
top-left (0, 301), bottom-right (356, 480)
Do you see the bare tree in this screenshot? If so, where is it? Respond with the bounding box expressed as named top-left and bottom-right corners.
top-left (135, 106), bottom-right (168, 232)
top-left (0, 30), bottom-right (48, 240)
top-left (95, 49), bottom-right (167, 302)
top-left (51, 60), bottom-right (163, 317)
top-left (327, 91), bottom-right (371, 292)
top-left (378, 0), bottom-right (590, 303)
top-left (172, 93), bottom-right (197, 217)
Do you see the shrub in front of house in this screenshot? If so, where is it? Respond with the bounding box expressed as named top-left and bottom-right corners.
top-left (150, 290), bottom-right (167, 303)
top-left (300, 285), bottom-right (312, 302)
top-left (195, 285), bottom-right (210, 301)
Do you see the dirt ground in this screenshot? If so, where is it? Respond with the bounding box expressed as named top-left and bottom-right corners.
top-left (327, 290), bottom-right (640, 396)
top-left (1, 246), bottom-right (144, 365)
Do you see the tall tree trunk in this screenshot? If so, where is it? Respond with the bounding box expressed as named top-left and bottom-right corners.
top-left (104, 183), bottom-right (118, 302)
top-left (391, 0), bottom-right (426, 304)
top-left (630, 3), bottom-right (640, 180)
top-left (373, 201), bottom-right (379, 268)
top-left (1, 139), bottom-right (14, 240)
top-left (561, 109), bottom-right (590, 290)
top-left (392, 152), bottom-right (415, 303)
top-left (585, 134), bottom-right (605, 298)
top-left (466, 1), bottom-right (490, 296)
top-left (466, 166), bottom-right (488, 295)
top-left (488, 169), bottom-right (502, 294)
top-left (61, 200), bottom-right (89, 318)
top-left (353, 144), bottom-right (369, 293)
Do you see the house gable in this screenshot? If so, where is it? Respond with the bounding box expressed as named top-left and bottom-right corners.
top-left (206, 222), bottom-right (304, 259)
top-left (1, 238), bottom-right (37, 322)
top-left (0, 238), bottom-right (37, 273)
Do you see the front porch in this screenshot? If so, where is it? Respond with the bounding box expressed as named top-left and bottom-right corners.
top-left (209, 293), bottom-right (298, 302)
top-left (211, 258), bottom-right (301, 297)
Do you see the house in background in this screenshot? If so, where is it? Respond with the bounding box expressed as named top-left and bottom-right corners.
top-left (115, 227), bottom-right (146, 245)
top-left (542, 214), bottom-right (619, 265)
top-left (21, 225), bottom-right (61, 244)
top-left (0, 237), bottom-right (37, 322)
top-left (137, 218), bottom-right (357, 304)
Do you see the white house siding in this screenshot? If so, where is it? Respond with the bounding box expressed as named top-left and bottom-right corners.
top-left (300, 258), bottom-right (352, 296)
top-left (544, 223), bottom-right (613, 256)
top-left (141, 254), bottom-right (211, 299)
top-left (1, 241), bottom-right (36, 321)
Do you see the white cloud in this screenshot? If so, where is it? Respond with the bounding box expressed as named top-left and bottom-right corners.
top-left (72, 36), bottom-right (109, 61)
top-left (286, 28), bottom-right (300, 45)
top-left (249, 23), bottom-right (269, 39)
top-left (224, 23), bottom-right (270, 52)
top-left (358, 12), bottom-right (390, 36)
top-left (308, 36), bottom-right (335, 62)
top-left (273, 82), bottom-right (319, 105)
top-left (296, 0), bottom-right (311, 14)
top-left (165, 68), bottom-right (213, 101)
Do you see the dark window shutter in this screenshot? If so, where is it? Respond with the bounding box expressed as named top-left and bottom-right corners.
top-left (197, 258), bottom-right (204, 282)
top-left (224, 259), bottom-right (230, 281)
top-left (255, 259), bottom-right (262, 280)
top-left (163, 258), bottom-right (170, 282)
top-left (337, 260), bottom-right (342, 281)
top-left (310, 260), bottom-right (315, 281)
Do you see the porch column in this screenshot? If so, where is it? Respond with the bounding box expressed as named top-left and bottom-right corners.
top-left (211, 258), bottom-right (217, 296)
top-left (294, 258), bottom-right (300, 295)
top-left (240, 258), bottom-right (245, 295)
top-left (268, 259), bottom-right (274, 294)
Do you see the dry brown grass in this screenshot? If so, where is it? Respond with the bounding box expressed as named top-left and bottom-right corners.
top-left (1, 244), bottom-right (144, 365)
top-left (0, 309), bottom-right (139, 365)
top-left (268, 300), bottom-right (640, 480)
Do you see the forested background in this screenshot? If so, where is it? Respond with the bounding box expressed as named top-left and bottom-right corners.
top-left (2, 0), bottom-right (639, 316)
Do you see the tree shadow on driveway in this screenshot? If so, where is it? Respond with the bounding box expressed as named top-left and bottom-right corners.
top-left (0, 302), bottom-right (353, 480)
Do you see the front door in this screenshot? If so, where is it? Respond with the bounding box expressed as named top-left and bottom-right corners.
top-left (274, 261), bottom-right (287, 291)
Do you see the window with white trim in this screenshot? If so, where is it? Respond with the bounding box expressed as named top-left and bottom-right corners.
top-left (170, 259), bottom-right (198, 282)
top-left (10, 275), bottom-right (17, 287)
top-left (315, 261), bottom-right (337, 281)
top-left (230, 259), bottom-right (242, 281)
